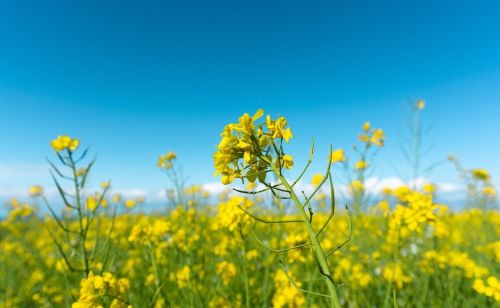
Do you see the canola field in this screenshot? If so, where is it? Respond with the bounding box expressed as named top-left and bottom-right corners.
top-left (1, 104), bottom-right (499, 307)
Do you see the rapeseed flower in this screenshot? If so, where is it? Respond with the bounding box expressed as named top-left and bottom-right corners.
top-left (311, 173), bottom-right (324, 186)
top-left (157, 151), bottom-right (177, 169)
top-left (213, 109), bottom-right (294, 185)
top-left (383, 263), bottom-right (411, 288)
top-left (471, 168), bottom-right (490, 182)
top-left (28, 185), bottom-right (44, 197)
top-left (417, 99), bottom-right (425, 110)
top-left (355, 160), bottom-right (368, 170)
top-left (330, 149), bottom-right (346, 163)
top-left (50, 135), bottom-right (80, 152)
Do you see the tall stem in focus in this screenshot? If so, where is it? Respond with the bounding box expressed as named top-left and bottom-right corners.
top-left (269, 163), bottom-right (341, 308)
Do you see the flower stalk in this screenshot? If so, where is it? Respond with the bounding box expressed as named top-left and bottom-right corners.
top-left (213, 109), bottom-right (349, 307)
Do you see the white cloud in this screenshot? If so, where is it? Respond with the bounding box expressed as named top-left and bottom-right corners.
top-left (437, 182), bottom-right (461, 193)
top-left (202, 182), bottom-right (228, 195)
top-left (111, 188), bottom-right (150, 198)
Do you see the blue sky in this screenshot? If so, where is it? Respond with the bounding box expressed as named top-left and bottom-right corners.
top-left (0, 0), bottom-right (499, 201)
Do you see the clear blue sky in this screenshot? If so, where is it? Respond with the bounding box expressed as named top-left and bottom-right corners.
top-left (0, 0), bottom-right (499, 199)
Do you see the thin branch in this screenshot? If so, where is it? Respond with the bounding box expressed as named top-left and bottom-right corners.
top-left (233, 185), bottom-right (276, 195)
top-left (100, 205), bottom-right (118, 274)
top-left (303, 146), bottom-right (334, 209)
top-left (50, 171), bottom-right (76, 208)
top-left (46, 158), bottom-right (73, 180)
top-left (316, 174), bottom-right (336, 238)
top-left (42, 197), bottom-right (78, 233)
top-left (45, 225), bottom-right (83, 273)
top-left (326, 204), bottom-right (352, 257)
top-left (279, 260), bottom-right (332, 298)
top-left (56, 151), bottom-right (71, 167)
top-left (291, 138), bottom-right (315, 187)
top-left (262, 182), bottom-right (290, 194)
top-left (80, 156), bottom-right (97, 188)
top-left (73, 147), bottom-right (90, 164)
top-left (238, 205), bottom-right (302, 224)
top-left (252, 229), bottom-right (308, 253)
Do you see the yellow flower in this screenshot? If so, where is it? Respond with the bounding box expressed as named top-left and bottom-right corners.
top-left (85, 193), bottom-right (107, 211)
top-left (358, 134), bottom-right (370, 143)
top-left (378, 200), bottom-right (390, 216)
top-left (28, 185), bottom-right (44, 197)
top-left (473, 279), bottom-right (486, 293)
top-left (471, 168), bottom-right (490, 181)
top-left (216, 261), bottom-right (237, 286)
top-left (383, 263), bottom-right (411, 288)
top-left (483, 186), bottom-right (497, 197)
top-left (473, 276), bottom-right (500, 301)
top-left (72, 271), bottom-right (129, 307)
top-left (266, 115), bottom-right (293, 143)
top-left (246, 182), bottom-right (256, 191)
top-left (363, 122), bottom-right (371, 132)
top-left (281, 154), bottom-right (294, 169)
top-left (245, 249), bottom-right (258, 261)
top-left (370, 129), bottom-right (385, 147)
top-left (422, 183), bottom-right (437, 194)
top-left (330, 149), bottom-right (346, 163)
top-left (86, 196), bottom-right (98, 211)
top-left (349, 180), bottom-right (364, 193)
top-left (272, 270), bottom-right (305, 308)
top-left (50, 135), bottom-right (80, 152)
top-left (157, 151), bottom-right (177, 169)
top-left (214, 109), bottom-right (288, 185)
top-left (213, 196), bottom-right (253, 232)
top-left (124, 199), bottom-right (137, 208)
top-left (355, 160), bottom-right (368, 170)
top-left (311, 173), bottom-right (324, 186)
top-left (417, 99), bottom-right (425, 110)
top-left (112, 193), bottom-right (122, 203)
top-left (175, 266), bottom-right (191, 288)
top-left (381, 187), bottom-right (392, 195)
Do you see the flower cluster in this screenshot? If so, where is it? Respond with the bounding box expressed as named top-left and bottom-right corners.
top-left (422, 250), bottom-right (488, 278)
top-left (333, 257), bottom-right (372, 288)
top-left (383, 262), bottom-right (411, 288)
top-left (213, 196), bottom-right (254, 232)
top-left (85, 193), bottom-right (108, 211)
top-left (157, 151), bottom-right (177, 169)
top-left (471, 168), bottom-right (490, 182)
top-left (417, 99), bottom-right (425, 110)
top-left (2, 191), bottom-right (499, 307)
top-left (215, 261), bottom-right (237, 286)
top-left (173, 266), bottom-right (191, 288)
top-left (330, 149), bottom-right (346, 163)
top-left (272, 270), bottom-right (305, 308)
top-left (213, 109), bottom-right (294, 185)
top-left (473, 276), bottom-right (500, 302)
top-left (385, 189), bottom-right (441, 246)
top-left (128, 217), bottom-right (170, 245)
top-left (6, 198), bottom-right (34, 221)
top-left (72, 272), bottom-right (130, 308)
top-left (50, 135), bottom-right (80, 152)
top-left (358, 122), bottom-right (385, 147)
top-left (28, 185), bottom-right (44, 197)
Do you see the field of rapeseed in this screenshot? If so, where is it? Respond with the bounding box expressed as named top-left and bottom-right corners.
top-left (1, 104), bottom-right (499, 307)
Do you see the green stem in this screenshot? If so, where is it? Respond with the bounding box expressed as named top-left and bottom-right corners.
top-left (240, 229), bottom-right (251, 308)
top-left (69, 151), bottom-right (89, 277)
top-left (269, 163), bottom-right (342, 308)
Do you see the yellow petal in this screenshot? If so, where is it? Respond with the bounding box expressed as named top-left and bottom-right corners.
top-left (252, 108), bottom-right (264, 121)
